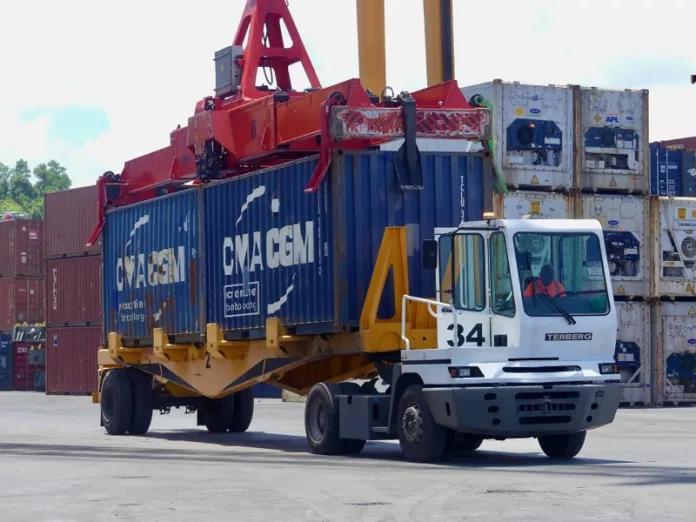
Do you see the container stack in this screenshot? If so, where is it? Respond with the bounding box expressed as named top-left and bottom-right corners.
top-left (461, 80), bottom-right (652, 406)
top-left (44, 186), bottom-right (103, 395)
top-left (648, 135), bottom-right (696, 406)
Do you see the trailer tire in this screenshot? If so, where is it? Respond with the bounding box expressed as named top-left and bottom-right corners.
top-left (397, 384), bottom-right (447, 463)
top-left (228, 387), bottom-right (254, 433)
top-left (100, 369), bottom-right (132, 436)
top-left (127, 369), bottom-right (153, 435)
top-left (538, 431), bottom-right (586, 460)
top-left (200, 395), bottom-right (235, 433)
top-left (305, 382), bottom-right (344, 455)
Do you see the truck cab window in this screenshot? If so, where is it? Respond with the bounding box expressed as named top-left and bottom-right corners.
top-left (439, 233), bottom-right (485, 311)
top-left (490, 232), bottom-right (515, 317)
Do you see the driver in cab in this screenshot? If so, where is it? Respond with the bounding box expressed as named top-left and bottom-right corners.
top-left (523, 264), bottom-right (565, 297)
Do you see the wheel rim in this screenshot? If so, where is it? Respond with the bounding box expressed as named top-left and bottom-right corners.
top-left (101, 388), bottom-right (114, 423)
top-left (401, 402), bottom-right (424, 445)
top-left (308, 399), bottom-right (327, 442)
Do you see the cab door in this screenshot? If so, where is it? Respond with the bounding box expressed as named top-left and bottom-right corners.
top-left (435, 231), bottom-right (491, 349)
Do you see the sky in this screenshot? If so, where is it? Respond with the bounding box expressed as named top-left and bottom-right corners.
top-left (1, 0), bottom-right (695, 188)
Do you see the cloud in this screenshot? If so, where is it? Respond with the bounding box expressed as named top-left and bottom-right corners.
top-left (0, 0), bottom-right (694, 187)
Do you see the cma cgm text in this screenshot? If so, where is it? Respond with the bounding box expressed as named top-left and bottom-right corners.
top-left (116, 247), bottom-right (187, 291)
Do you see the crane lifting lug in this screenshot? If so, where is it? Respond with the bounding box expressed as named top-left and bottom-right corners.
top-left (393, 91), bottom-right (424, 191)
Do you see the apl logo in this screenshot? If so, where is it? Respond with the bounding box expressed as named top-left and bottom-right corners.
top-left (606, 116), bottom-right (619, 123)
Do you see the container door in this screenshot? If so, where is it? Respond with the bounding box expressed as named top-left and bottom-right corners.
top-left (13, 342), bottom-right (29, 391)
top-left (0, 334), bottom-right (12, 391)
top-left (662, 312), bottom-right (696, 404)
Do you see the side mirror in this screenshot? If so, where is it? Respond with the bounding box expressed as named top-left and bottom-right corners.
top-left (422, 239), bottom-right (438, 270)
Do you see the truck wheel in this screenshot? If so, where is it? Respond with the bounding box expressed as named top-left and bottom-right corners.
top-left (447, 431), bottom-right (484, 454)
top-left (538, 431), bottom-right (587, 460)
top-left (397, 384), bottom-right (447, 463)
top-left (127, 370), bottom-right (153, 435)
top-left (305, 382), bottom-right (344, 455)
top-left (200, 395), bottom-right (235, 433)
top-left (100, 369), bottom-right (132, 436)
top-left (228, 387), bottom-right (254, 433)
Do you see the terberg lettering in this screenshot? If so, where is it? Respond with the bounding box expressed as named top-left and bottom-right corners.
top-left (223, 221), bottom-right (314, 275)
top-left (116, 247), bottom-right (187, 291)
top-left (545, 333), bottom-right (593, 341)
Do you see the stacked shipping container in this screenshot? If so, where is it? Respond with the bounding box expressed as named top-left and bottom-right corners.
top-left (460, 80), bottom-right (652, 406)
top-left (43, 186), bottom-right (103, 395)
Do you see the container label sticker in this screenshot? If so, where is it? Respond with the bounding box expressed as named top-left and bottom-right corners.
top-left (617, 285), bottom-right (625, 294)
top-left (593, 113), bottom-right (602, 124)
top-left (690, 307), bottom-right (696, 316)
top-left (515, 107), bottom-right (524, 117)
top-left (688, 339), bottom-right (696, 345)
top-left (608, 219), bottom-right (619, 226)
top-left (29, 231), bottom-right (37, 240)
top-left (530, 201), bottom-right (541, 215)
top-left (224, 282), bottom-right (259, 317)
top-left (687, 283), bottom-right (694, 293)
top-left (678, 208), bottom-right (686, 220)
top-left (531, 175), bottom-right (539, 185)
top-left (609, 178), bottom-right (617, 187)
top-left (529, 108), bottom-right (541, 115)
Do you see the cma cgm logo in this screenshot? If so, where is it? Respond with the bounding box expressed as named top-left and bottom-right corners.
top-left (223, 222), bottom-right (315, 275)
top-left (116, 247), bottom-right (187, 291)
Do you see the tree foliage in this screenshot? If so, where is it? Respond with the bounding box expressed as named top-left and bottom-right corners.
top-left (0, 159), bottom-right (72, 218)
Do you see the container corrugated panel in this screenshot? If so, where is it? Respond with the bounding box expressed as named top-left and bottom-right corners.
top-left (103, 189), bottom-right (201, 341)
top-left (614, 301), bottom-right (650, 405)
top-left (649, 147), bottom-right (682, 196)
top-left (46, 326), bottom-right (101, 395)
top-left (44, 185), bottom-right (101, 258)
top-left (0, 332), bottom-right (12, 390)
top-left (12, 341), bottom-right (45, 391)
top-left (0, 278), bottom-right (45, 331)
top-left (654, 136), bottom-right (696, 151)
top-left (681, 150), bottom-right (696, 197)
top-left (494, 191), bottom-right (570, 219)
top-left (0, 220), bottom-right (43, 277)
top-left (581, 195), bottom-right (648, 297)
top-left (461, 80), bottom-right (573, 191)
top-left (204, 151), bottom-right (483, 335)
top-left (655, 197), bottom-right (696, 298)
top-left (46, 256), bottom-right (102, 326)
top-left (653, 302), bottom-right (696, 405)
top-left (578, 87), bottom-right (648, 193)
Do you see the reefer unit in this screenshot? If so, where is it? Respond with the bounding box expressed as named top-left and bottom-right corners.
top-left (614, 301), bottom-right (651, 406)
top-left (580, 194), bottom-right (648, 297)
top-left (0, 278), bottom-right (44, 331)
top-left (0, 219), bottom-right (43, 277)
top-left (0, 332), bottom-right (11, 391)
top-left (653, 302), bottom-right (696, 405)
top-left (494, 191), bottom-right (571, 220)
top-left (652, 197), bottom-right (696, 298)
top-left (461, 80), bottom-right (573, 191)
top-left (649, 146), bottom-right (682, 197)
top-left (577, 87), bottom-right (648, 193)
top-left (103, 151), bottom-right (485, 342)
top-left (44, 185), bottom-right (101, 257)
top-left (46, 256), bottom-right (102, 326)
top-left (46, 326), bottom-right (101, 395)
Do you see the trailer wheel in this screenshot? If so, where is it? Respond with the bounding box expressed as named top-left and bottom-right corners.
top-left (228, 387), bottom-right (254, 433)
top-left (100, 369), bottom-right (132, 436)
top-left (397, 384), bottom-right (447, 463)
top-left (538, 431), bottom-right (587, 460)
top-left (305, 382), bottom-right (344, 455)
top-left (127, 369), bottom-right (153, 435)
top-left (200, 395), bottom-right (235, 433)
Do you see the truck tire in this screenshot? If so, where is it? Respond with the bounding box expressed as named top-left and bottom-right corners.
top-left (200, 395), bottom-right (235, 433)
top-left (100, 369), bottom-right (132, 436)
top-left (305, 382), bottom-right (344, 455)
top-left (228, 387), bottom-right (254, 433)
top-left (538, 431), bottom-right (586, 460)
top-left (397, 384), bottom-right (447, 463)
top-left (127, 369), bottom-right (153, 435)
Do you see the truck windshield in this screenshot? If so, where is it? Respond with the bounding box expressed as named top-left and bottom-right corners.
top-left (513, 232), bottom-right (610, 317)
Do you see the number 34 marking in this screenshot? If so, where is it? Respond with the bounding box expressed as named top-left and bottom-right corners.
top-left (447, 323), bottom-right (486, 347)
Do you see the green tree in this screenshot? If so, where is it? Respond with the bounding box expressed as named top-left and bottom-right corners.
top-left (0, 162), bottom-right (10, 199)
top-left (33, 160), bottom-right (71, 194)
top-left (0, 159), bottom-right (72, 218)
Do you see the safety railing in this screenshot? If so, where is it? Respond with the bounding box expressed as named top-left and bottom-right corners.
top-left (400, 294), bottom-right (458, 351)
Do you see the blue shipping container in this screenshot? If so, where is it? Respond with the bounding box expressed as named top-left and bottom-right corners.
top-left (103, 189), bottom-right (201, 340)
top-left (103, 151), bottom-right (484, 341)
top-left (0, 332), bottom-right (12, 390)
top-left (650, 146), bottom-right (683, 196)
top-left (681, 149), bottom-right (696, 198)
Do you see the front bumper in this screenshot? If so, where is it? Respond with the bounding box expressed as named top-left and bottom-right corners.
top-left (423, 382), bottom-right (624, 438)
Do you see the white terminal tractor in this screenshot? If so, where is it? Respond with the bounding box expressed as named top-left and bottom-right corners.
top-left (305, 215), bottom-right (624, 463)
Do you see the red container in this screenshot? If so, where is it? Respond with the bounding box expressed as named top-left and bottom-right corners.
top-left (44, 185), bottom-right (101, 258)
top-left (655, 136), bottom-right (696, 151)
top-left (46, 256), bottom-right (102, 326)
top-left (0, 278), bottom-right (44, 331)
top-left (0, 219), bottom-right (43, 277)
top-left (46, 326), bottom-right (101, 395)
top-left (13, 341), bottom-right (46, 391)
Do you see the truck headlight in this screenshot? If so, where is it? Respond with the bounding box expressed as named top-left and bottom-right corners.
top-left (448, 366), bottom-right (484, 378)
top-left (599, 363), bottom-right (619, 375)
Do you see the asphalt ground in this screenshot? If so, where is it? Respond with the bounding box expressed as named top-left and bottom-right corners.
top-left (0, 392), bottom-right (695, 521)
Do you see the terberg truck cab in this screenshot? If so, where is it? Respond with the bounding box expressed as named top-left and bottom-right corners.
top-left (304, 216), bottom-right (624, 462)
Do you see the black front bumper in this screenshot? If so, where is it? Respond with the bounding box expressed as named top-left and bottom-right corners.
top-left (423, 382), bottom-right (624, 438)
